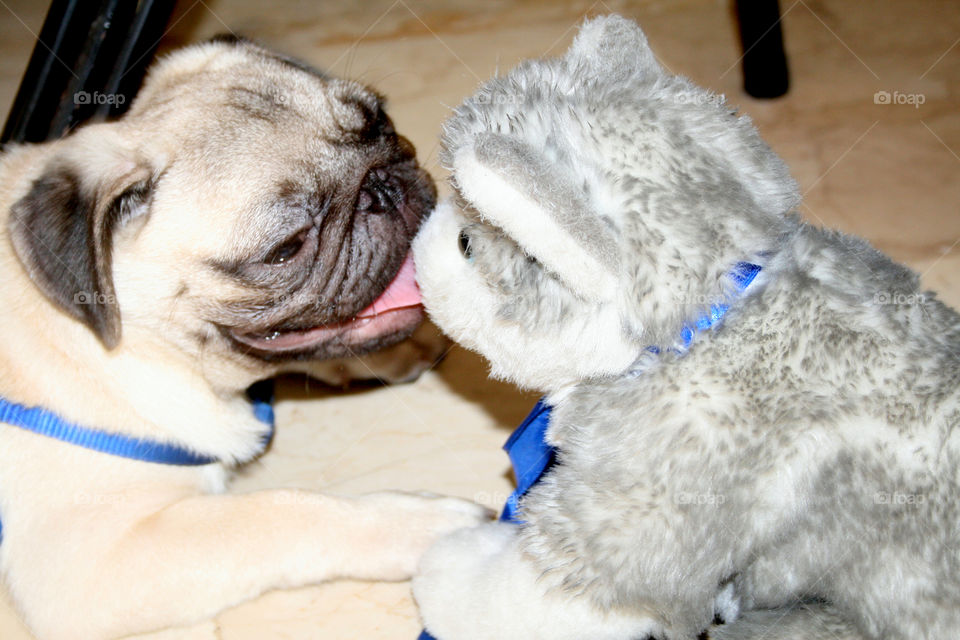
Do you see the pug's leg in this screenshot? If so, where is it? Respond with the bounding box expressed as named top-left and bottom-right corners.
top-left (12, 490), bottom-right (488, 640)
top-left (413, 522), bottom-right (662, 640)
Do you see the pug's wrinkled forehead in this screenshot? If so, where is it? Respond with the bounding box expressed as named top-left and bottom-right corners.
top-left (128, 40), bottom-right (415, 246)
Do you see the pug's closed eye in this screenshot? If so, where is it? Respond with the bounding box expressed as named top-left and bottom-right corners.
top-left (264, 227), bottom-right (318, 265)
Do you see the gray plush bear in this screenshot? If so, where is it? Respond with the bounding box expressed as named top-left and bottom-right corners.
top-left (411, 14), bottom-right (960, 640)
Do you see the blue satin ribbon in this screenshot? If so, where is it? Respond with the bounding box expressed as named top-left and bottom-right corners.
top-left (0, 380), bottom-right (275, 544)
top-left (499, 400), bottom-right (554, 522)
top-left (418, 263), bottom-right (761, 640)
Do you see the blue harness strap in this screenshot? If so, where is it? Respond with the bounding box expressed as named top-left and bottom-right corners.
top-left (0, 399), bottom-right (221, 466)
top-left (417, 263), bottom-right (761, 640)
top-left (0, 380), bottom-right (275, 544)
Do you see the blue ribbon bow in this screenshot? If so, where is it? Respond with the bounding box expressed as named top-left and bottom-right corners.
top-left (499, 400), bottom-right (554, 522)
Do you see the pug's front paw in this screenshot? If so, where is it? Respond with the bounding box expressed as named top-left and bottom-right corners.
top-left (352, 491), bottom-right (492, 581)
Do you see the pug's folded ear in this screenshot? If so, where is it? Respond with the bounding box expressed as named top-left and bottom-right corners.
top-left (8, 145), bottom-right (156, 349)
top-left (451, 132), bottom-right (619, 303)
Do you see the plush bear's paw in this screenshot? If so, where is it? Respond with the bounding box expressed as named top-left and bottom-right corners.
top-left (413, 521), bottom-right (516, 639)
top-left (413, 521), bottom-right (664, 640)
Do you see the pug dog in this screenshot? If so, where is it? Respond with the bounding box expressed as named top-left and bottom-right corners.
top-left (0, 38), bottom-right (488, 640)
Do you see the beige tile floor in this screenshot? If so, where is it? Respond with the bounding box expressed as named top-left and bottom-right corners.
top-left (1, 0), bottom-right (959, 638)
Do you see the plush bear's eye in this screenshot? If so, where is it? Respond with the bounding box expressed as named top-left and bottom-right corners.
top-left (457, 229), bottom-right (474, 261)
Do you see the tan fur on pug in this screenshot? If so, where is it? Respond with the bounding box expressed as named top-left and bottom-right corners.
top-left (0, 38), bottom-right (486, 640)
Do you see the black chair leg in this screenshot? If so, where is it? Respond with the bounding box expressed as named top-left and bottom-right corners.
top-left (736, 0), bottom-right (790, 99)
top-left (1, 0), bottom-right (176, 146)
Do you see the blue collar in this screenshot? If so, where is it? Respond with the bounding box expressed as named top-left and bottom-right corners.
top-left (653, 261), bottom-right (762, 354)
top-left (0, 380), bottom-right (275, 543)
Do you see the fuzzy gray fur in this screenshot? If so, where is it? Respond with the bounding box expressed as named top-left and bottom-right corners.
top-left (413, 15), bottom-right (960, 640)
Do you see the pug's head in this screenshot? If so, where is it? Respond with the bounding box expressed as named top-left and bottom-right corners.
top-left (8, 37), bottom-right (436, 383)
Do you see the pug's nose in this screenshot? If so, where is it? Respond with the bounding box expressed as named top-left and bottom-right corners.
top-left (356, 167), bottom-right (399, 214)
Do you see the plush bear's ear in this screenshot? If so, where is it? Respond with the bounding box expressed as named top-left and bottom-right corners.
top-left (452, 132), bottom-right (619, 302)
top-left (8, 157), bottom-right (155, 349)
top-left (566, 15), bottom-right (662, 82)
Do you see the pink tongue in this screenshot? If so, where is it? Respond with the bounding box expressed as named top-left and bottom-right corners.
top-left (356, 254), bottom-right (421, 318)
